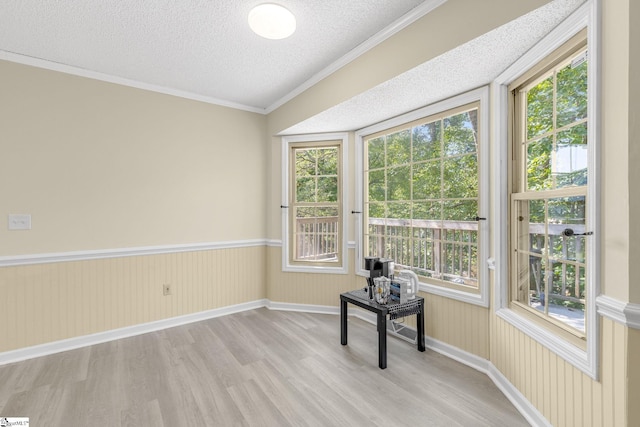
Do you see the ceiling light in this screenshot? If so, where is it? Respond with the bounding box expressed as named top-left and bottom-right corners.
top-left (248, 3), bottom-right (296, 40)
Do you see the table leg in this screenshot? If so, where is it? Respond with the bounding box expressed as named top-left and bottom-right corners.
top-left (340, 297), bottom-right (347, 345)
top-left (417, 299), bottom-right (425, 352)
top-left (378, 311), bottom-right (387, 369)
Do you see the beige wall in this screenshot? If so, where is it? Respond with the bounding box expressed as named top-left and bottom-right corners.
top-left (0, 60), bottom-right (268, 256)
top-left (601, 0), bottom-right (630, 302)
top-left (626, 1), bottom-right (640, 424)
top-left (628, 0), bottom-right (640, 305)
top-left (0, 59), bottom-right (269, 353)
top-left (1, 0), bottom-right (639, 426)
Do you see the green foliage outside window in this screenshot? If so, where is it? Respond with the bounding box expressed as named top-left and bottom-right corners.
top-left (515, 48), bottom-right (589, 330)
top-left (365, 107), bottom-right (480, 287)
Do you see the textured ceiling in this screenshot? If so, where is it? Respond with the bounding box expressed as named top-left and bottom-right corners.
top-left (283, 0), bottom-right (586, 135)
top-left (0, 0), bottom-right (586, 133)
top-left (0, 0), bottom-right (431, 111)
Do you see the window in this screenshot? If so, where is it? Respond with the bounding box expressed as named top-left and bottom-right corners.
top-left (494, 3), bottom-right (597, 378)
top-left (282, 133), bottom-right (348, 273)
top-left (509, 34), bottom-right (590, 341)
top-left (356, 88), bottom-right (489, 306)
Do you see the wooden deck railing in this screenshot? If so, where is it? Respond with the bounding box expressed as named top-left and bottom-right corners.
top-left (295, 216), bottom-right (339, 261)
top-left (294, 215), bottom-right (585, 306)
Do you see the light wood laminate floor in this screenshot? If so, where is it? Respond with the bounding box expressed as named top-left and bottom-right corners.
top-left (0, 308), bottom-right (528, 426)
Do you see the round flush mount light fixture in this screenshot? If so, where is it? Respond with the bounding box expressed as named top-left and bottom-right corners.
top-left (248, 3), bottom-right (296, 40)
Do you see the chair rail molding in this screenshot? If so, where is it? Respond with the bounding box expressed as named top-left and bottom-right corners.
top-left (596, 294), bottom-right (640, 329)
top-left (0, 239), bottom-right (268, 267)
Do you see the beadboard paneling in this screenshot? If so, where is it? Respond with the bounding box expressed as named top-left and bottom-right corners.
top-left (0, 246), bottom-right (266, 353)
top-left (424, 293), bottom-right (490, 359)
top-left (491, 315), bottom-right (627, 427)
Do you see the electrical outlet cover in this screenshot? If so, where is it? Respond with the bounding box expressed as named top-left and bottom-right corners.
top-left (8, 214), bottom-right (31, 230)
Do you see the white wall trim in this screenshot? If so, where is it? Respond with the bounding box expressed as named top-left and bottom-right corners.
top-left (487, 364), bottom-right (553, 427)
top-left (265, 0), bottom-right (447, 114)
top-left (0, 50), bottom-right (266, 114)
top-left (266, 301), bottom-right (339, 316)
top-left (0, 239), bottom-right (269, 267)
top-left (0, 299), bottom-right (268, 366)
top-left (266, 239), bottom-right (283, 247)
top-left (596, 295), bottom-right (640, 329)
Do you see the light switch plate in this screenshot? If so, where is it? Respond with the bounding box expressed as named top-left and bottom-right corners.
top-left (8, 214), bottom-right (31, 230)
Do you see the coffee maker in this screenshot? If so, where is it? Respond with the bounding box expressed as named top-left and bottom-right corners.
top-left (364, 257), bottom-right (394, 300)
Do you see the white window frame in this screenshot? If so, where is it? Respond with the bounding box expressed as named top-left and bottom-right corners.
top-left (356, 87), bottom-right (490, 307)
top-left (281, 133), bottom-right (349, 274)
top-left (492, 1), bottom-right (600, 379)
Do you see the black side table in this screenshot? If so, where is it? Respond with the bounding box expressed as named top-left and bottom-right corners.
top-left (340, 289), bottom-right (425, 369)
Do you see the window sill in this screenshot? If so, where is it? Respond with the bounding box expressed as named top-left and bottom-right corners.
top-left (419, 282), bottom-right (489, 308)
top-left (353, 267), bottom-right (490, 307)
top-left (282, 264), bottom-right (348, 275)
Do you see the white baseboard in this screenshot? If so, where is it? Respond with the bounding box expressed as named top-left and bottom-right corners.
top-left (488, 364), bottom-right (552, 427)
top-left (266, 301), bottom-right (339, 316)
top-left (0, 299), bottom-right (550, 426)
top-left (0, 299), bottom-right (268, 365)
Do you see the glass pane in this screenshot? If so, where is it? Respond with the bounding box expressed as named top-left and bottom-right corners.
top-left (555, 123), bottom-right (588, 188)
top-left (547, 196), bottom-right (585, 226)
top-left (412, 161), bottom-right (440, 200)
top-left (526, 136), bottom-right (552, 191)
top-left (548, 261), bottom-right (585, 331)
top-left (316, 206), bottom-right (338, 218)
top-left (443, 154), bottom-right (478, 198)
top-left (531, 258), bottom-right (546, 310)
top-left (443, 110), bottom-right (477, 156)
top-left (295, 148), bottom-right (316, 177)
top-left (295, 177), bottom-right (315, 202)
top-left (527, 75), bottom-right (554, 139)
top-left (556, 55), bottom-right (588, 128)
top-left (368, 202), bottom-right (384, 219)
top-left (386, 129), bottom-right (411, 166)
top-left (442, 199), bottom-right (477, 221)
top-left (413, 121), bottom-right (441, 161)
top-left (368, 170), bottom-right (385, 202)
top-left (413, 239), bottom-right (434, 273)
top-left (367, 137), bottom-right (385, 170)
top-left (294, 206), bottom-right (338, 262)
top-left (317, 147), bottom-right (338, 175)
top-left (514, 196), bottom-right (586, 332)
top-left (387, 165), bottom-right (411, 201)
top-left (295, 207), bottom-right (315, 218)
top-left (316, 176), bottom-right (338, 202)
top-left (515, 199), bottom-right (546, 252)
top-left (413, 201), bottom-right (441, 221)
top-left (388, 202), bottom-right (411, 220)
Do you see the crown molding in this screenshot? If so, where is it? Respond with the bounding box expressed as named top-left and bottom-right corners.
top-left (264, 0), bottom-right (448, 114)
top-left (0, 50), bottom-right (266, 114)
